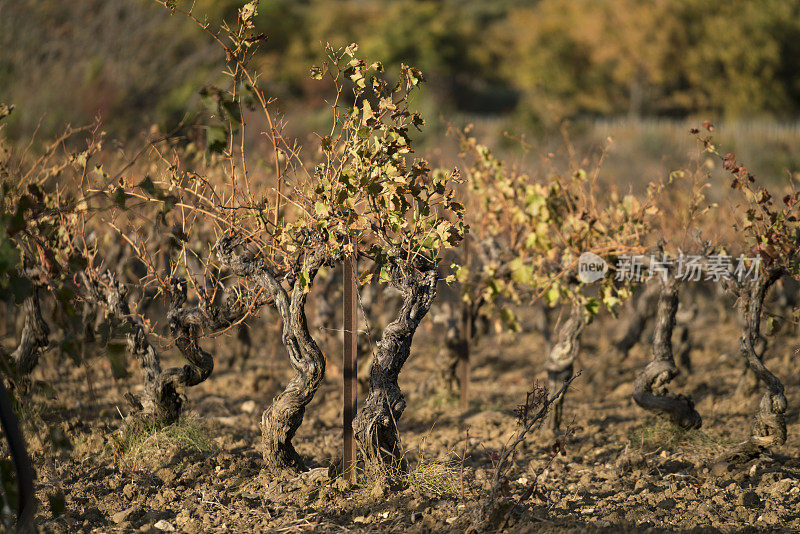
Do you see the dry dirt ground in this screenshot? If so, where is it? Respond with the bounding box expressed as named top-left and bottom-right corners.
top-left (15, 297), bottom-right (800, 533)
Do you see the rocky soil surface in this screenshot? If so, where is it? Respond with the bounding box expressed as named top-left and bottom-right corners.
top-left (14, 303), bottom-right (800, 532)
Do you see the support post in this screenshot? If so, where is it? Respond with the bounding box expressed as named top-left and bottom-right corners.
top-left (342, 254), bottom-right (358, 482)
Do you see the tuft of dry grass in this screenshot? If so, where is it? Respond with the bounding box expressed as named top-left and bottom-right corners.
top-left (406, 456), bottom-right (461, 498)
top-left (350, 453), bottom-right (461, 503)
top-left (629, 417), bottom-right (732, 455)
top-left (108, 412), bottom-right (217, 467)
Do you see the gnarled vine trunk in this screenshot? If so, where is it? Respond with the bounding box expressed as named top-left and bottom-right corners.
top-left (433, 299), bottom-right (481, 397)
top-left (545, 304), bottom-right (588, 431)
top-left (673, 296), bottom-right (697, 374)
top-left (673, 319), bottom-right (693, 374)
top-left (436, 315), bottom-right (462, 395)
top-left (734, 293), bottom-right (765, 396)
top-left (231, 323), bottom-right (252, 368)
top-left (722, 267), bottom-right (787, 464)
top-left (354, 265), bottom-right (437, 471)
top-left (82, 272), bottom-right (232, 426)
top-left (156, 279), bottom-right (219, 420)
top-left (431, 303), bottom-right (463, 395)
top-left (12, 287), bottom-right (50, 380)
top-left (80, 271), bottom-right (182, 425)
top-left (632, 277), bottom-right (701, 429)
top-left (613, 281), bottom-right (659, 362)
top-left (218, 238), bottom-right (327, 472)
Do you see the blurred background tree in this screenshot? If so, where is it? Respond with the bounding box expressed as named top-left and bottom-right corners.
top-left (2, 0), bottom-right (800, 143)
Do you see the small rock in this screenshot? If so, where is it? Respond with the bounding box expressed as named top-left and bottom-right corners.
top-left (710, 462), bottom-right (733, 477)
top-left (759, 510), bottom-right (781, 524)
top-left (739, 490), bottom-right (761, 509)
top-left (657, 498), bottom-right (676, 509)
top-left (353, 516), bottom-right (367, 524)
top-left (767, 478), bottom-right (794, 496)
top-left (111, 507), bottom-right (137, 524)
top-left (240, 400), bottom-right (257, 413)
top-left (154, 520), bottom-right (176, 531)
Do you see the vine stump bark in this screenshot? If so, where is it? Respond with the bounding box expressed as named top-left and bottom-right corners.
top-left (632, 277), bottom-right (701, 429)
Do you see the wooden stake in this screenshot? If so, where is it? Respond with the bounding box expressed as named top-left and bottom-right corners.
top-left (342, 254), bottom-right (358, 482)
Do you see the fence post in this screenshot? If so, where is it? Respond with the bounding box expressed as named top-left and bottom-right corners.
top-left (342, 253), bottom-right (358, 483)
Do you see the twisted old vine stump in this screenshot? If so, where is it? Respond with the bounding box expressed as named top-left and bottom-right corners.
top-left (218, 237), bottom-right (327, 472)
top-left (720, 267), bottom-right (787, 464)
top-left (633, 276), bottom-right (702, 429)
top-left (545, 304), bottom-right (589, 432)
top-left (354, 263), bottom-right (437, 472)
top-left (11, 286), bottom-right (50, 384)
